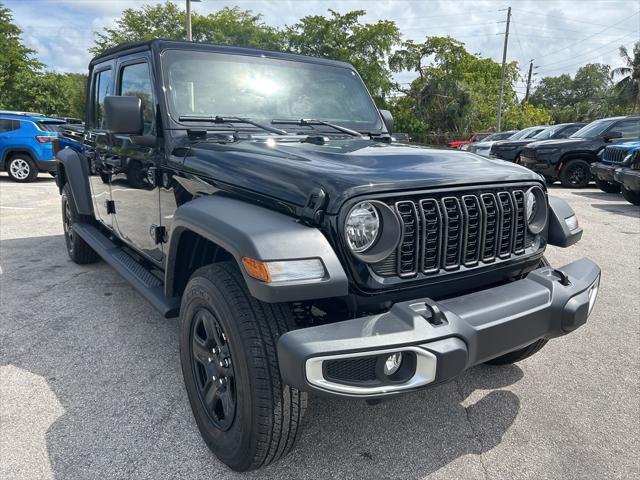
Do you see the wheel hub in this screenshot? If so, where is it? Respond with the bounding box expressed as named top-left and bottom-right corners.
top-left (10, 159), bottom-right (30, 180)
top-left (191, 309), bottom-right (236, 431)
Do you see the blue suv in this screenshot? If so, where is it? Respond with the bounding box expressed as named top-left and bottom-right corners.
top-left (0, 112), bottom-right (65, 182)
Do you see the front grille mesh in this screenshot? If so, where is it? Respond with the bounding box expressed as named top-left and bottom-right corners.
top-left (602, 147), bottom-right (628, 164)
top-left (372, 186), bottom-right (536, 278)
top-left (325, 357), bottom-right (378, 382)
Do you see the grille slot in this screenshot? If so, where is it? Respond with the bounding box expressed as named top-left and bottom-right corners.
top-left (380, 186), bottom-right (535, 278)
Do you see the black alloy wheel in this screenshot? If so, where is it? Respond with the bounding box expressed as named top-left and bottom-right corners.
top-left (190, 308), bottom-right (236, 431)
top-left (560, 159), bottom-right (591, 188)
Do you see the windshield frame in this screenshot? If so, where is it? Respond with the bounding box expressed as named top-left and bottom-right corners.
top-left (159, 48), bottom-right (384, 133)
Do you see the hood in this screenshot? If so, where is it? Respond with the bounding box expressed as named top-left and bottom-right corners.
top-left (493, 138), bottom-right (538, 149)
top-left (182, 138), bottom-right (541, 214)
top-left (606, 140), bottom-right (640, 152)
top-left (525, 138), bottom-right (592, 149)
top-left (471, 140), bottom-right (500, 148)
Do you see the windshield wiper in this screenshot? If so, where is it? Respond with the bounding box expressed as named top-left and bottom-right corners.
top-left (178, 115), bottom-right (288, 135)
top-left (272, 118), bottom-right (364, 137)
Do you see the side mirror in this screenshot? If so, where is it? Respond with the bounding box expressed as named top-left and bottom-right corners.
top-left (379, 109), bottom-right (393, 134)
top-left (604, 130), bottom-right (623, 141)
top-left (104, 96), bottom-right (143, 135)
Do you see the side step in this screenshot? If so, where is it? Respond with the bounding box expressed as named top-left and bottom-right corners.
top-left (73, 223), bottom-right (180, 318)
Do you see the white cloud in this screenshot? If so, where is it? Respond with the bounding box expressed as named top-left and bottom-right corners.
top-left (5, 0), bottom-right (638, 86)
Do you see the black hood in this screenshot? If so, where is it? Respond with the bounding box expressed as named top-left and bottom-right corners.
top-left (526, 138), bottom-right (592, 149)
top-left (182, 138), bottom-right (542, 213)
top-left (493, 138), bottom-right (540, 149)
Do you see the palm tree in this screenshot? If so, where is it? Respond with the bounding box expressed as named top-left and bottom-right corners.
top-left (612, 42), bottom-right (640, 112)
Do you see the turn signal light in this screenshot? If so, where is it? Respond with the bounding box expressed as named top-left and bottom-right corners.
top-left (242, 257), bottom-right (272, 283)
top-left (242, 257), bottom-right (326, 283)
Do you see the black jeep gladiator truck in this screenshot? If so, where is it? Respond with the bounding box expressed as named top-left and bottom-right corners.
top-left (520, 115), bottom-right (640, 188)
top-left (55, 40), bottom-right (601, 471)
top-left (490, 122), bottom-right (585, 163)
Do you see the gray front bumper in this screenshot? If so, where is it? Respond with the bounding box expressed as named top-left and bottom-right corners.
top-left (278, 258), bottom-right (601, 398)
top-left (591, 162), bottom-right (619, 182)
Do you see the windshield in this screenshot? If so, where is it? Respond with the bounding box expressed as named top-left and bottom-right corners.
top-left (509, 127), bottom-right (538, 140)
top-left (571, 119), bottom-right (615, 139)
top-left (533, 125), bottom-right (564, 140)
top-left (161, 50), bottom-right (381, 132)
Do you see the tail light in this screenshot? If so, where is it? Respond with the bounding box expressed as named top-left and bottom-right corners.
top-left (36, 135), bottom-right (56, 143)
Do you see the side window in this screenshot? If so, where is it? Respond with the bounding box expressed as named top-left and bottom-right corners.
top-left (119, 62), bottom-right (155, 135)
top-left (614, 119), bottom-right (640, 138)
top-left (93, 69), bottom-right (113, 129)
top-left (562, 125), bottom-right (582, 136)
top-left (0, 119), bottom-right (19, 132)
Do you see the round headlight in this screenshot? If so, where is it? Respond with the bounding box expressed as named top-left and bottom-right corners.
top-left (345, 201), bottom-right (380, 252)
top-left (526, 189), bottom-right (537, 223)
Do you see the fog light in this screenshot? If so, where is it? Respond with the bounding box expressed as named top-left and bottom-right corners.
top-left (588, 278), bottom-right (600, 315)
top-left (383, 352), bottom-right (403, 376)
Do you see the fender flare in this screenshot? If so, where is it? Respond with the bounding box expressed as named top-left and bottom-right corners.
top-left (165, 195), bottom-right (349, 303)
top-left (55, 148), bottom-right (93, 216)
top-left (547, 196), bottom-right (583, 247)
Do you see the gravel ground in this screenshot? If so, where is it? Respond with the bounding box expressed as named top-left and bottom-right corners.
top-left (1, 174), bottom-right (638, 480)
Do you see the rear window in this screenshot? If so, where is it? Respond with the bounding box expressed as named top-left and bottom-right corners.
top-left (36, 122), bottom-right (63, 132)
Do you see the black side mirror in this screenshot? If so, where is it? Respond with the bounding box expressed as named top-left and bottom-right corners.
top-left (104, 96), bottom-right (143, 135)
top-left (379, 109), bottom-right (393, 134)
top-left (604, 130), bottom-right (623, 141)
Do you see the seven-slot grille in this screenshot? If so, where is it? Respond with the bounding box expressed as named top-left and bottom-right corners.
top-left (602, 147), bottom-right (628, 164)
top-left (372, 187), bottom-right (533, 278)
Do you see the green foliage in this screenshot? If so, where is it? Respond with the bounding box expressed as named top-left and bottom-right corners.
top-left (284, 10), bottom-right (400, 103)
top-left (389, 36), bottom-right (522, 141)
top-left (611, 42), bottom-right (639, 112)
top-left (502, 102), bottom-right (552, 130)
top-left (91, 2), bottom-right (283, 55)
top-left (530, 62), bottom-right (629, 122)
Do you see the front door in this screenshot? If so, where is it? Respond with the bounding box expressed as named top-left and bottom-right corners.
top-left (109, 58), bottom-right (163, 262)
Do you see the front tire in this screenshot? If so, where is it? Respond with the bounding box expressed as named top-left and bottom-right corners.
top-left (7, 155), bottom-right (38, 182)
top-left (179, 262), bottom-right (307, 471)
top-left (486, 257), bottom-right (549, 365)
top-left (61, 183), bottom-right (100, 264)
top-left (595, 177), bottom-right (621, 193)
top-left (559, 159), bottom-right (591, 188)
top-left (621, 186), bottom-right (640, 206)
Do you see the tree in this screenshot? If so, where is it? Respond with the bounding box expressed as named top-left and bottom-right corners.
top-left (612, 42), bottom-right (640, 112)
top-left (0, 3), bottom-right (42, 109)
top-left (389, 36), bottom-right (520, 139)
top-left (91, 2), bottom-right (284, 55)
top-left (284, 10), bottom-right (400, 103)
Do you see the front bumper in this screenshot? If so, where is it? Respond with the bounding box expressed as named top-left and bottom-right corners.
top-left (278, 257), bottom-right (600, 398)
top-left (614, 167), bottom-right (640, 192)
top-left (520, 155), bottom-right (558, 178)
top-left (591, 162), bottom-right (619, 183)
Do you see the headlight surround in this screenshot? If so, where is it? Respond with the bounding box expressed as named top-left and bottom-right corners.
top-left (345, 201), bottom-right (380, 252)
top-left (526, 186), bottom-right (548, 234)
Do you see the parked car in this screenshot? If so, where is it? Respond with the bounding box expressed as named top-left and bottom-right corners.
top-left (590, 140), bottom-right (640, 193)
top-left (56, 39), bottom-right (601, 471)
top-left (490, 123), bottom-right (586, 163)
top-left (0, 113), bottom-right (62, 182)
top-left (57, 123), bottom-right (85, 152)
top-left (460, 130), bottom-right (517, 150)
top-left (520, 116), bottom-right (640, 188)
top-left (468, 126), bottom-right (546, 157)
top-left (612, 144), bottom-right (640, 205)
top-left (448, 131), bottom-right (491, 149)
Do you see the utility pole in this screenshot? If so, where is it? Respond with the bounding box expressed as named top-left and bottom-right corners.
top-left (524, 60), bottom-right (534, 102)
top-left (496, 6), bottom-right (511, 131)
top-left (186, 0), bottom-right (201, 41)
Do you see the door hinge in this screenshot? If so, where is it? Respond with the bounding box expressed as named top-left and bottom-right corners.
top-left (150, 224), bottom-right (167, 244)
top-left (105, 200), bottom-right (116, 214)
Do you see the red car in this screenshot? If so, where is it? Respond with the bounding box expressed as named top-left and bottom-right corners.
top-left (448, 132), bottom-right (491, 149)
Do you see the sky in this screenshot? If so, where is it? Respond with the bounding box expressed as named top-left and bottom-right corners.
top-left (5, 0), bottom-right (640, 94)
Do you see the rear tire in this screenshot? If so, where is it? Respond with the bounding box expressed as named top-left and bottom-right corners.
top-left (6, 155), bottom-right (38, 182)
top-left (179, 262), bottom-right (307, 471)
top-left (485, 257), bottom-right (549, 365)
top-left (621, 186), bottom-right (640, 206)
top-left (61, 183), bottom-right (100, 264)
top-left (595, 177), bottom-right (621, 193)
top-left (559, 159), bottom-right (591, 188)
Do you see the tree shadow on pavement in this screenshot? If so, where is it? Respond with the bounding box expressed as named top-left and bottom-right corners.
top-left (1, 234), bottom-right (522, 480)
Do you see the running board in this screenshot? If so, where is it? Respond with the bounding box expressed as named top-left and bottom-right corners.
top-left (73, 223), bottom-right (180, 318)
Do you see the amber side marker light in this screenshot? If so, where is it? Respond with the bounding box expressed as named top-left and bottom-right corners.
top-left (242, 257), bottom-right (326, 283)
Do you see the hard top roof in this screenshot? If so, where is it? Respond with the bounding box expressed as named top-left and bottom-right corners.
top-left (90, 39), bottom-right (354, 70)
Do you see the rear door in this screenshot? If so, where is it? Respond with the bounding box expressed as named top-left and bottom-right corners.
top-left (0, 119), bottom-right (20, 167)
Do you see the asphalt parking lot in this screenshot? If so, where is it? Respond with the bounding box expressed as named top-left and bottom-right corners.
top-left (1, 174), bottom-right (638, 480)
